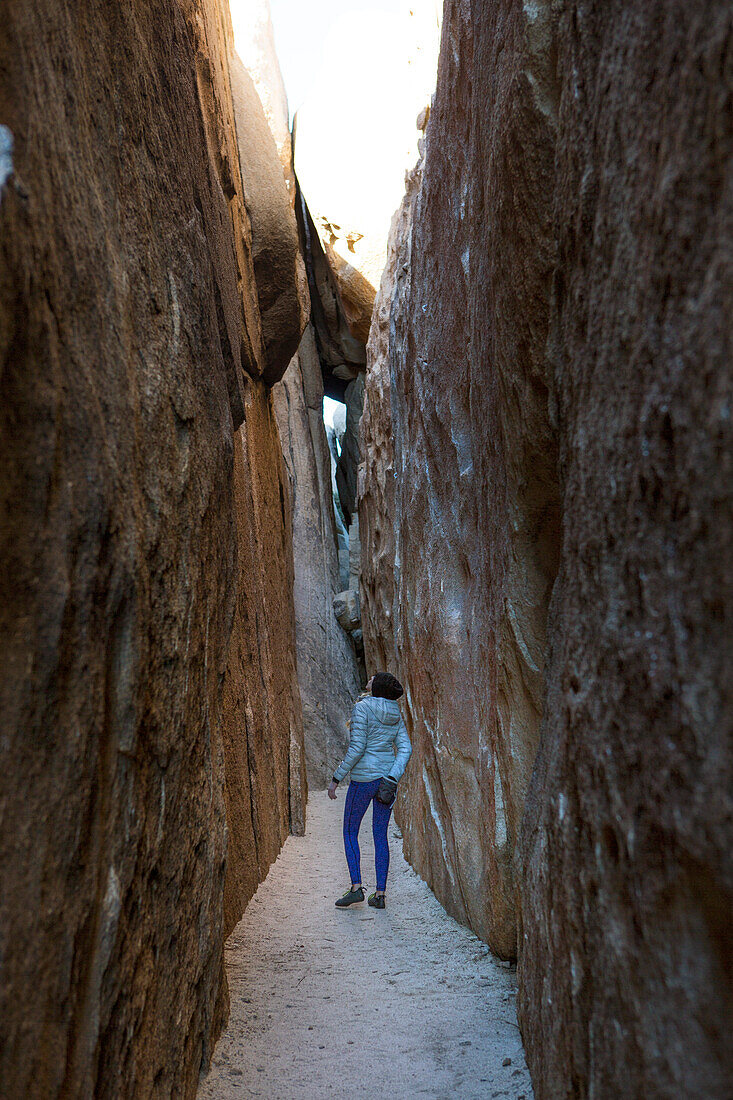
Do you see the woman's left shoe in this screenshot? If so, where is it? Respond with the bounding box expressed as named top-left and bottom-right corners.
top-left (368, 892), bottom-right (386, 909)
top-left (335, 886), bottom-right (365, 908)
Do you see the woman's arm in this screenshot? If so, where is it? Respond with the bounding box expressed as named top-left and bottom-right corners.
top-left (332, 700), bottom-right (369, 782)
top-left (389, 719), bottom-right (412, 781)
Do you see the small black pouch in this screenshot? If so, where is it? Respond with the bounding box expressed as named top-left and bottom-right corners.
top-left (376, 776), bottom-right (398, 806)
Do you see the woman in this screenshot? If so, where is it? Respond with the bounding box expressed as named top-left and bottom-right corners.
top-left (328, 672), bottom-right (412, 909)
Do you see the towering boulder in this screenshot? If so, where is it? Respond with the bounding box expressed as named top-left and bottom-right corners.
top-left (228, 0), bottom-right (293, 185)
top-left (229, 53), bottom-right (308, 384)
top-left (361, 0), bottom-right (559, 958)
top-left (519, 4), bottom-right (732, 1097)
top-left (360, 0), bottom-right (732, 1094)
top-left (0, 0), bottom-right (306, 1094)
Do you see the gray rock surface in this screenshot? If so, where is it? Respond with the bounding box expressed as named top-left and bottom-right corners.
top-left (273, 325), bottom-right (362, 788)
top-left (336, 373), bottom-right (365, 525)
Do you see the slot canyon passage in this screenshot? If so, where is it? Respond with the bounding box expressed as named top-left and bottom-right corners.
top-left (0, 0), bottom-right (730, 1097)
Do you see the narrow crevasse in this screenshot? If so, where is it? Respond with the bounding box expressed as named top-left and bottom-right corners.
top-left (1, 0), bottom-right (730, 1098)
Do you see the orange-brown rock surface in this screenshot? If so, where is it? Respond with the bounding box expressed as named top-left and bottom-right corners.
top-left (221, 382), bottom-right (307, 935)
top-left (0, 0), bottom-right (306, 1095)
top-left (518, 4), bottom-right (732, 1097)
top-left (360, 0), bottom-right (732, 1095)
top-left (361, 0), bottom-right (559, 959)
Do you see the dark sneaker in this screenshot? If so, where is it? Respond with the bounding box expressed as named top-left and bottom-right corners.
top-left (335, 886), bottom-right (365, 908)
top-left (368, 892), bottom-right (386, 909)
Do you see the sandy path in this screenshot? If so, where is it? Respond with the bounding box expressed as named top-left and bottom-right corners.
top-left (198, 794), bottom-right (533, 1100)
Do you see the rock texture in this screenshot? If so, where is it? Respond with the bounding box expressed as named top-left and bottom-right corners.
top-left (361, 0), bottom-right (559, 959)
top-left (360, 0), bottom-right (732, 1095)
top-left (230, 54), bottom-right (308, 384)
top-left (222, 381), bottom-right (307, 936)
top-left (518, 5), bottom-right (733, 1098)
top-left (273, 325), bottom-right (362, 787)
top-left (359, 160), bottom-right (422, 680)
top-left (0, 0), bottom-right (306, 1095)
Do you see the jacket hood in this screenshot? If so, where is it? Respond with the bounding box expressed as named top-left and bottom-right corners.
top-left (367, 696), bottom-right (402, 725)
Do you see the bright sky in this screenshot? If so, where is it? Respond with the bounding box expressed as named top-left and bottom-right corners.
top-left (323, 395), bottom-right (344, 432)
top-left (270, 0), bottom-right (401, 119)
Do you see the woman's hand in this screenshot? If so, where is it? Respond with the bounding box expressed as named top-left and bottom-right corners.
top-left (327, 781), bottom-right (338, 800)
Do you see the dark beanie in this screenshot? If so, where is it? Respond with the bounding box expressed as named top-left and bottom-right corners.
top-left (371, 672), bottom-right (404, 700)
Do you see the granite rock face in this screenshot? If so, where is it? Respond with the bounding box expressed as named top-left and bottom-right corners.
top-left (273, 325), bottom-right (362, 787)
top-left (0, 0), bottom-right (306, 1094)
top-left (360, 158), bottom-right (422, 682)
top-left (360, 0), bottom-right (732, 1095)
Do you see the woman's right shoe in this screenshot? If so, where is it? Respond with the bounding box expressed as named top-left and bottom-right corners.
top-left (368, 892), bottom-right (386, 909)
top-left (335, 886), bottom-right (365, 907)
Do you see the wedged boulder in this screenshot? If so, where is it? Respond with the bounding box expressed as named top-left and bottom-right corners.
top-left (229, 0), bottom-right (293, 187)
top-left (333, 589), bottom-right (361, 634)
top-left (230, 53), bottom-right (309, 384)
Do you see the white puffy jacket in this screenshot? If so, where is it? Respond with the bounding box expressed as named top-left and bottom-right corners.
top-left (333, 696), bottom-right (412, 783)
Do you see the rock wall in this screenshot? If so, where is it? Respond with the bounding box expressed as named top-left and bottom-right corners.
top-left (0, 0), bottom-right (306, 1094)
top-left (273, 325), bottom-right (362, 786)
top-left (519, 4), bottom-right (732, 1097)
top-left (361, 0), bottom-right (559, 958)
top-left (360, 0), bottom-right (732, 1095)
top-left (360, 159), bottom-right (423, 680)
top-left (221, 382), bottom-right (307, 936)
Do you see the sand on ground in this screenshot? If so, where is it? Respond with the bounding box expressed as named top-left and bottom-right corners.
top-left (198, 793), bottom-right (534, 1100)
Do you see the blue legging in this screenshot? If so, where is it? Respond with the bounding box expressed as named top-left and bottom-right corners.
top-left (343, 779), bottom-right (394, 891)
